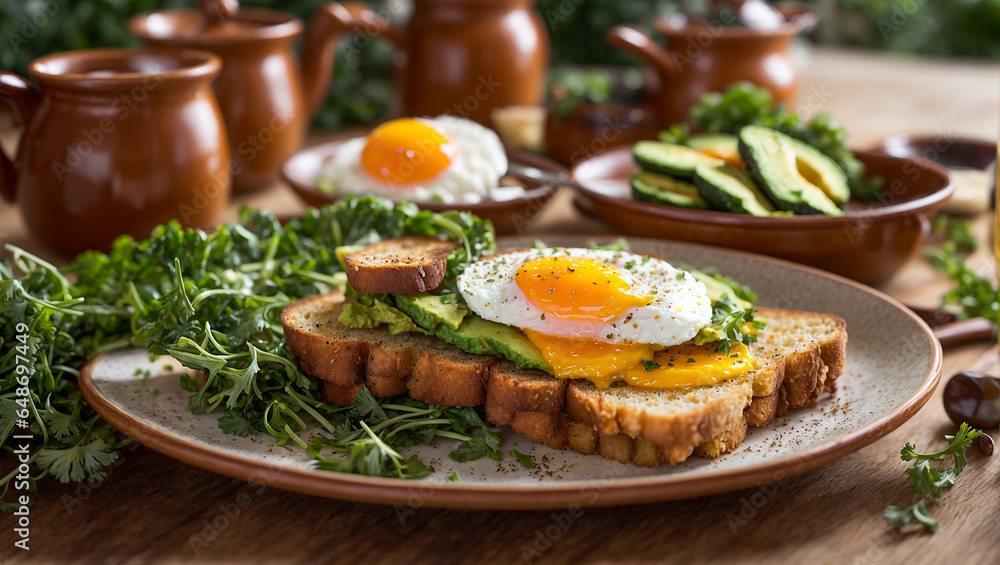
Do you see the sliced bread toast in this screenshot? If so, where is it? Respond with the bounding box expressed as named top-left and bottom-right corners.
top-left (344, 236), bottom-right (458, 294)
top-left (283, 291), bottom-right (494, 406)
top-left (481, 309), bottom-right (845, 465)
top-left (282, 293), bottom-right (847, 467)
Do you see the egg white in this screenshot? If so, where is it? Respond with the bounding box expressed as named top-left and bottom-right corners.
top-left (317, 115), bottom-right (516, 204)
top-left (457, 248), bottom-right (713, 346)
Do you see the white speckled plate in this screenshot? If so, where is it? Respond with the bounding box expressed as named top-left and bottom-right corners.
top-left (79, 236), bottom-right (941, 510)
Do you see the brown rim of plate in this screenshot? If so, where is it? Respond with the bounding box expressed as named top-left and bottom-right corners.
top-left (570, 147), bottom-right (954, 228)
top-left (78, 236), bottom-right (942, 510)
top-left (281, 141), bottom-right (561, 213)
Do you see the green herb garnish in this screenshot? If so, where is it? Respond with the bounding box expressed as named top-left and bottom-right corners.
top-left (0, 196), bottom-right (498, 507)
top-left (884, 423), bottom-right (983, 532)
top-left (640, 360), bottom-right (661, 372)
top-left (924, 216), bottom-right (997, 322)
top-left (509, 449), bottom-right (536, 469)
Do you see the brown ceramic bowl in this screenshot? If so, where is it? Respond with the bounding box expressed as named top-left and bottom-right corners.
top-left (571, 147), bottom-right (953, 285)
top-left (282, 142), bottom-right (560, 235)
top-left (544, 102), bottom-right (658, 166)
top-left (867, 134), bottom-right (996, 170)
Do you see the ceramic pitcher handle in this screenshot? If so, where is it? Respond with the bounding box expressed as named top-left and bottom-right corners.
top-left (301, 2), bottom-right (404, 119)
top-left (0, 71), bottom-right (41, 202)
top-left (606, 25), bottom-right (676, 81)
top-left (200, 0), bottom-right (240, 25)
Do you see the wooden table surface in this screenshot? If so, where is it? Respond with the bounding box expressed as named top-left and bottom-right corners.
top-left (2, 48), bottom-right (1000, 564)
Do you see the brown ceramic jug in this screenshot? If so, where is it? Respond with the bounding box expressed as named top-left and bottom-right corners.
top-left (0, 49), bottom-right (230, 256)
top-left (319, 0), bottom-right (550, 126)
top-left (607, 8), bottom-right (812, 128)
top-left (131, 0), bottom-right (549, 192)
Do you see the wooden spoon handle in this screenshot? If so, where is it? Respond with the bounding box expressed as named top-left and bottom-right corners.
top-left (934, 317), bottom-right (996, 349)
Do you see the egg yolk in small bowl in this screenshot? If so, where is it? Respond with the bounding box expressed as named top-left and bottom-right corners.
top-left (360, 118), bottom-right (456, 186)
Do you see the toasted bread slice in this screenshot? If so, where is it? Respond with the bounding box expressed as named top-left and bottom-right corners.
top-left (486, 362), bottom-right (566, 415)
top-left (284, 292), bottom-right (846, 467)
top-left (565, 359), bottom-right (769, 465)
top-left (344, 236), bottom-right (458, 294)
top-left (282, 291), bottom-right (496, 406)
top-left (490, 309), bottom-right (845, 465)
top-left (409, 346), bottom-right (495, 407)
top-left (755, 308), bottom-right (847, 410)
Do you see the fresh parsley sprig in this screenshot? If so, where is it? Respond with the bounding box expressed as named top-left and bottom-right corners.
top-left (710, 296), bottom-right (761, 355)
top-left (884, 423), bottom-right (983, 532)
top-left (923, 215), bottom-right (997, 323)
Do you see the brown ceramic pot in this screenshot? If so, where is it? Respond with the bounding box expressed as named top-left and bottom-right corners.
top-left (131, 8), bottom-right (313, 192)
top-left (570, 147), bottom-right (953, 285)
top-left (0, 49), bottom-right (230, 256)
top-left (607, 8), bottom-right (811, 128)
top-left (545, 103), bottom-right (657, 166)
top-left (316, 0), bottom-right (549, 126)
top-left (131, 0), bottom-right (549, 191)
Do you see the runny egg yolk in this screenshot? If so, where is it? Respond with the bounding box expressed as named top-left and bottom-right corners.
top-left (524, 331), bottom-right (755, 390)
top-left (360, 118), bottom-right (455, 185)
top-left (523, 330), bottom-right (656, 382)
top-left (619, 343), bottom-right (754, 389)
top-left (514, 256), bottom-right (651, 321)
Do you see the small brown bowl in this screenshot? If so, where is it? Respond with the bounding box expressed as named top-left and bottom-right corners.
top-left (281, 142), bottom-right (560, 235)
top-left (570, 147), bottom-right (954, 285)
top-left (867, 134), bottom-right (996, 170)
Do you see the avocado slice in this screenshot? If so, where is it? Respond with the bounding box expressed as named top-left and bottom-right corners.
top-left (334, 245), bottom-right (365, 269)
top-left (687, 134), bottom-right (742, 167)
top-left (689, 270), bottom-right (751, 308)
top-left (631, 172), bottom-right (711, 210)
top-left (395, 293), bottom-right (468, 330)
top-left (693, 164), bottom-right (776, 217)
top-left (738, 126), bottom-right (844, 216)
top-left (781, 136), bottom-right (850, 205)
top-left (632, 141), bottom-right (723, 179)
top-left (434, 315), bottom-right (552, 373)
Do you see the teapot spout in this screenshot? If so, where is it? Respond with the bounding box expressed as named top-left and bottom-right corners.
top-left (300, 2), bottom-right (403, 119)
top-left (606, 25), bottom-right (676, 83)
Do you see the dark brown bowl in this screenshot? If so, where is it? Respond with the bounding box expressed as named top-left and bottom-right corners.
top-left (282, 142), bottom-right (560, 235)
top-left (570, 147), bottom-right (954, 285)
top-left (867, 134), bottom-right (996, 170)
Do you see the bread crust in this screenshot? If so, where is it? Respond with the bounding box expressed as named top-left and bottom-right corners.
top-left (485, 362), bottom-right (566, 414)
top-left (409, 349), bottom-right (494, 407)
top-left (345, 236), bottom-right (458, 294)
top-left (284, 292), bottom-right (848, 468)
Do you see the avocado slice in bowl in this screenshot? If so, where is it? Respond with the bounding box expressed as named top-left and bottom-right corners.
top-left (630, 171), bottom-right (711, 210)
top-left (632, 141), bottom-right (724, 179)
top-left (693, 164), bottom-right (778, 217)
top-left (686, 134), bottom-right (741, 167)
top-left (738, 126), bottom-right (845, 216)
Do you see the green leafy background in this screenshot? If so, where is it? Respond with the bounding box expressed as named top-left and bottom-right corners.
top-left (4, 0), bottom-right (997, 129)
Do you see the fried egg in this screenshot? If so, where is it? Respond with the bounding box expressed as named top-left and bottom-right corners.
top-left (457, 248), bottom-right (754, 389)
top-left (317, 115), bottom-right (517, 204)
